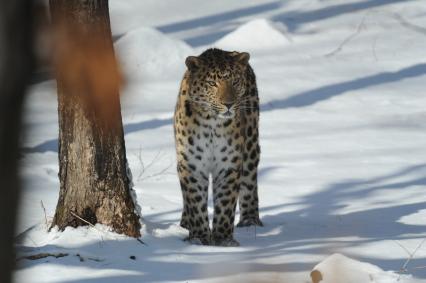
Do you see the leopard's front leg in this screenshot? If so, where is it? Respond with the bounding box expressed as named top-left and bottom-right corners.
top-left (177, 161), bottom-right (211, 245)
top-left (237, 96), bottom-right (262, 227)
top-left (212, 167), bottom-right (241, 246)
top-left (237, 141), bottom-right (262, 227)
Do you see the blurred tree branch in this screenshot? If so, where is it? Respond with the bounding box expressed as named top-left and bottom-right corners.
top-left (0, 0), bottom-right (35, 282)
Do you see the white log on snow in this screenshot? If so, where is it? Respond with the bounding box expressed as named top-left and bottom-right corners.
top-left (310, 253), bottom-right (404, 283)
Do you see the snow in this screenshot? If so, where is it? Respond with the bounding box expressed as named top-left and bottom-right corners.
top-left (16, 0), bottom-right (426, 282)
top-left (399, 210), bottom-right (426, 226)
top-left (214, 19), bottom-right (291, 51)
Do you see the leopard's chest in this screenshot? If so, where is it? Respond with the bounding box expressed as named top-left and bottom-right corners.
top-left (184, 116), bottom-right (242, 174)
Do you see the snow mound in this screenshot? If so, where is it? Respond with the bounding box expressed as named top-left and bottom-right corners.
top-left (215, 19), bottom-right (290, 51)
top-left (311, 253), bottom-right (410, 283)
top-left (114, 27), bottom-right (193, 81)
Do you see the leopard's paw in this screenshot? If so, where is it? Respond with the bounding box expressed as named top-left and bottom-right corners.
top-left (236, 217), bottom-right (263, 227)
top-left (212, 237), bottom-right (240, 247)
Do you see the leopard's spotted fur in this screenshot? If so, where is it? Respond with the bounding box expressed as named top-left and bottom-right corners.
top-left (174, 48), bottom-right (262, 246)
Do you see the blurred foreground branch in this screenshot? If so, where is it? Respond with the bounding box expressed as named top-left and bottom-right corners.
top-left (0, 1), bottom-right (35, 283)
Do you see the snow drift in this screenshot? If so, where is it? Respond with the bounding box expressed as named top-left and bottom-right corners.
top-left (215, 18), bottom-right (290, 51)
top-left (114, 27), bottom-right (193, 81)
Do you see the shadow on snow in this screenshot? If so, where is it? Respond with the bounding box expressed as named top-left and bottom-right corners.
top-left (23, 63), bottom-right (426, 153)
top-left (272, 0), bottom-right (416, 32)
top-left (16, 164), bottom-right (426, 281)
top-left (261, 63), bottom-right (426, 111)
top-left (157, 1), bottom-right (283, 47)
top-left (154, 0), bottom-right (413, 46)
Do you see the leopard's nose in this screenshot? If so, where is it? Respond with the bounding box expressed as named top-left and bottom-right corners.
top-left (224, 103), bottom-right (234, 110)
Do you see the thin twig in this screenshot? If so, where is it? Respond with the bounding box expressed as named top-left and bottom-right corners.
top-left (17, 252), bottom-right (105, 262)
top-left (391, 12), bottom-right (426, 36)
top-left (394, 240), bottom-right (412, 256)
top-left (137, 149), bottom-right (167, 181)
top-left (75, 253), bottom-right (104, 262)
top-left (40, 200), bottom-right (48, 227)
top-left (397, 238), bottom-right (426, 280)
top-left (140, 161), bottom-right (174, 181)
top-left (136, 145), bottom-right (145, 180)
top-left (325, 13), bottom-right (368, 57)
top-left (135, 148), bottom-right (175, 181)
top-left (70, 211), bottom-right (96, 227)
top-left (404, 238), bottom-right (426, 269)
top-left (139, 150), bottom-right (162, 180)
top-left (70, 211), bottom-right (105, 243)
top-left (16, 252), bottom-right (69, 261)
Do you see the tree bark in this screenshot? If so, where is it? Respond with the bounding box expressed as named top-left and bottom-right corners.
top-left (0, 1), bottom-right (34, 282)
top-left (50, 0), bottom-right (141, 237)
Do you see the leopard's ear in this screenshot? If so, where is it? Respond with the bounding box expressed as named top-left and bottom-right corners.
top-left (231, 51), bottom-right (250, 65)
top-left (185, 56), bottom-right (201, 71)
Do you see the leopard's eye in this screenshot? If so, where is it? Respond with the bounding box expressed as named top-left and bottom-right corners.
top-left (207, 81), bottom-right (217, 87)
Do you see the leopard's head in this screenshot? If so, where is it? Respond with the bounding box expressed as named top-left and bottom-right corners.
top-left (185, 48), bottom-right (251, 119)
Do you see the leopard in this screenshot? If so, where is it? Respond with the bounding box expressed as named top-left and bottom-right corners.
top-left (174, 48), bottom-right (262, 247)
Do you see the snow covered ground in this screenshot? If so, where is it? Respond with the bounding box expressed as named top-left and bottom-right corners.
top-left (16, 0), bottom-right (426, 282)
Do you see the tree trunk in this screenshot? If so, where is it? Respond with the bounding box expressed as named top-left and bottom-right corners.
top-left (50, 0), bottom-right (141, 237)
top-left (0, 1), bottom-right (34, 282)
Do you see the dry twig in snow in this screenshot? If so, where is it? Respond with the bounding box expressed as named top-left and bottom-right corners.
top-left (325, 13), bottom-right (368, 57)
top-left (17, 253), bottom-right (69, 261)
top-left (40, 200), bottom-right (48, 228)
top-left (397, 238), bottom-right (426, 280)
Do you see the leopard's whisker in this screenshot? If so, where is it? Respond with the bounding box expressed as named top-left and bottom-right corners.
top-left (238, 107), bottom-right (258, 110)
top-left (188, 99), bottom-right (213, 109)
top-left (238, 98), bottom-right (252, 102)
top-left (236, 100), bottom-right (253, 105)
top-left (236, 106), bottom-right (258, 109)
top-left (237, 97), bottom-right (254, 103)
